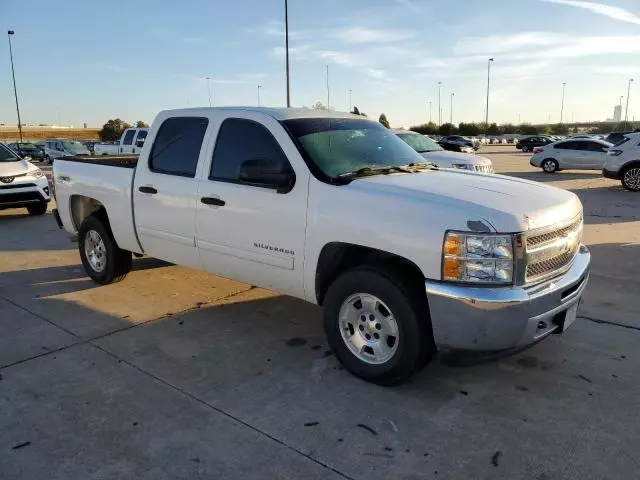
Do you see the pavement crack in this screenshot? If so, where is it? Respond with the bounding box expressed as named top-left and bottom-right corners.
top-left (578, 316), bottom-right (640, 332)
top-left (89, 342), bottom-right (357, 480)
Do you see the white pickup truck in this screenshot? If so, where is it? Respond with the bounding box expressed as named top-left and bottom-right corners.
top-left (94, 128), bottom-right (149, 155)
top-left (52, 108), bottom-right (590, 385)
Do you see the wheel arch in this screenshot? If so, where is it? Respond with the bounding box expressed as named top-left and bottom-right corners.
top-left (70, 195), bottom-right (110, 232)
top-left (314, 242), bottom-right (426, 306)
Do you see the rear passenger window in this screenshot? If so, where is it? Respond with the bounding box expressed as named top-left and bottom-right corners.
top-left (136, 130), bottom-right (148, 142)
top-left (210, 118), bottom-right (292, 183)
top-left (122, 129), bottom-right (136, 145)
top-left (149, 117), bottom-right (209, 177)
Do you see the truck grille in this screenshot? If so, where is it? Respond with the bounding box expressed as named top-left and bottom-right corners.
top-left (474, 164), bottom-right (494, 174)
top-left (524, 215), bottom-right (583, 282)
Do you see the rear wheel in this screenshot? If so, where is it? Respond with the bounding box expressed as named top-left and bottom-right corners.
top-left (323, 266), bottom-right (435, 385)
top-left (621, 166), bottom-right (640, 191)
top-left (521, 146), bottom-right (530, 153)
top-left (542, 159), bottom-right (559, 173)
top-left (79, 213), bottom-right (132, 284)
top-left (27, 201), bottom-right (48, 215)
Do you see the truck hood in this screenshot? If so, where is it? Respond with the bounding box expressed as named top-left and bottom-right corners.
top-left (353, 170), bottom-right (582, 232)
top-left (0, 159), bottom-right (36, 176)
top-left (420, 150), bottom-right (492, 166)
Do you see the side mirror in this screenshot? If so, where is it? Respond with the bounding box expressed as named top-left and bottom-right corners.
top-left (135, 138), bottom-right (145, 148)
top-left (23, 156), bottom-right (32, 162)
top-left (238, 158), bottom-right (294, 193)
top-left (602, 147), bottom-right (609, 152)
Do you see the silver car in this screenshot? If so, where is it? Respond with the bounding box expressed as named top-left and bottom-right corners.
top-left (530, 138), bottom-right (612, 173)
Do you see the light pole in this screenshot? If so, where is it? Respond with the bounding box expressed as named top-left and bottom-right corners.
top-left (205, 77), bottom-right (212, 107)
top-left (625, 78), bottom-right (634, 122)
top-left (450, 92), bottom-right (454, 125)
top-left (326, 64), bottom-right (330, 110)
top-left (7, 30), bottom-right (23, 142)
top-left (284, 0), bottom-right (291, 107)
top-left (257, 84), bottom-right (262, 107)
top-left (437, 82), bottom-right (442, 126)
top-left (349, 89), bottom-right (352, 112)
top-left (485, 58), bottom-right (494, 134)
top-left (428, 101), bottom-right (432, 123)
top-left (560, 82), bottom-right (566, 123)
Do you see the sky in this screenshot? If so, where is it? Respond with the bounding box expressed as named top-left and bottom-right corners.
top-left (1, 0), bottom-right (640, 128)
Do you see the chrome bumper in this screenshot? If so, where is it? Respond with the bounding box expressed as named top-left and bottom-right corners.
top-left (425, 245), bottom-right (590, 352)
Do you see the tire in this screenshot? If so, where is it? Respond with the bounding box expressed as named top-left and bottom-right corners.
top-left (78, 213), bottom-right (132, 285)
top-left (542, 159), bottom-right (558, 174)
top-left (27, 201), bottom-right (48, 215)
top-left (46, 155), bottom-right (53, 165)
top-left (621, 166), bottom-right (640, 192)
top-left (323, 266), bottom-right (435, 385)
top-left (521, 146), bottom-right (529, 153)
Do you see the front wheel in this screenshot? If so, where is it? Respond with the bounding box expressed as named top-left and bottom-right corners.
top-left (521, 146), bottom-right (529, 153)
top-left (323, 267), bottom-right (435, 385)
top-left (621, 166), bottom-right (640, 191)
top-left (79, 214), bottom-right (132, 284)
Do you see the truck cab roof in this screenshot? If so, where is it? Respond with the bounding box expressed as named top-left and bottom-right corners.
top-left (157, 107), bottom-right (361, 122)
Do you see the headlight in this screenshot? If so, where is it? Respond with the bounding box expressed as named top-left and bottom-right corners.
top-left (32, 169), bottom-right (44, 178)
top-left (451, 163), bottom-right (473, 170)
top-left (442, 232), bottom-right (514, 284)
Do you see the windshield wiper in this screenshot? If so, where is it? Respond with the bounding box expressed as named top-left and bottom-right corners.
top-left (338, 165), bottom-right (413, 178)
top-left (406, 161), bottom-right (438, 169)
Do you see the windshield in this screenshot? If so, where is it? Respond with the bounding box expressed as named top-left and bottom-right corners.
top-left (0, 143), bottom-right (20, 162)
top-left (61, 141), bottom-right (88, 154)
top-left (18, 143), bottom-right (39, 150)
top-left (396, 133), bottom-right (443, 153)
top-left (283, 118), bottom-right (425, 178)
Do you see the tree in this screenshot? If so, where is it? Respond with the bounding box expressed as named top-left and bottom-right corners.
top-left (312, 101), bottom-right (328, 111)
top-left (98, 118), bottom-right (131, 141)
top-left (551, 123), bottom-right (569, 135)
top-left (410, 122), bottom-right (438, 135)
top-left (438, 123), bottom-right (457, 136)
top-left (487, 122), bottom-right (500, 135)
top-left (378, 113), bottom-right (390, 128)
top-left (458, 122), bottom-right (481, 136)
top-left (351, 106), bottom-right (360, 115)
top-left (136, 120), bottom-right (149, 128)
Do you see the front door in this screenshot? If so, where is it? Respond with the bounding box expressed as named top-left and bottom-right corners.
top-left (133, 116), bottom-right (210, 269)
top-left (120, 129), bottom-right (136, 154)
top-left (195, 113), bottom-right (308, 298)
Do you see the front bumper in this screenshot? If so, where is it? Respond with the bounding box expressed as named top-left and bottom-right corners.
top-left (425, 245), bottom-right (590, 352)
top-left (0, 177), bottom-right (51, 208)
top-left (602, 168), bottom-right (620, 180)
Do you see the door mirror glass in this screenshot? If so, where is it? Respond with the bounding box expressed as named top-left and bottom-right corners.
top-left (238, 158), bottom-right (294, 192)
top-left (135, 138), bottom-right (145, 148)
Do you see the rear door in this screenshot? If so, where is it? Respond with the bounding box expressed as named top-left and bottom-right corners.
top-left (583, 141), bottom-right (609, 169)
top-left (120, 129), bottom-right (137, 154)
top-left (553, 140), bottom-right (581, 168)
top-left (132, 129), bottom-right (148, 154)
top-left (133, 116), bottom-right (210, 268)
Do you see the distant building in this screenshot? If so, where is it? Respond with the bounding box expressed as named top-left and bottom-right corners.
top-left (613, 105), bottom-right (622, 122)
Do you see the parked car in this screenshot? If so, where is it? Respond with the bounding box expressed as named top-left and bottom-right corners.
top-left (603, 132), bottom-right (640, 191)
top-left (393, 130), bottom-right (494, 173)
top-left (0, 142), bottom-right (51, 214)
top-left (603, 131), bottom-right (635, 146)
top-left (516, 136), bottom-right (554, 152)
top-left (6, 142), bottom-right (46, 162)
top-left (438, 135), bottom-right (477, 152)
top-left (530, 139), bottom-right (612, 173)
top-left (82, 141), bottom-right (100, 155)
top-left (94, 128), bottom-right (149, 155)
top-left (42, 139), bottom-right (91, 163)
top-left (52, 107), bottom-right (590, 385)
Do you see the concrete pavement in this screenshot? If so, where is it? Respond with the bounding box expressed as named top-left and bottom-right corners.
top-left (1, 148), bottom-right (638, 479)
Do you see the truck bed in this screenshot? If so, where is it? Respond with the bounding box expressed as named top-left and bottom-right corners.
top-left (60, 155), bottom-right (139, 168)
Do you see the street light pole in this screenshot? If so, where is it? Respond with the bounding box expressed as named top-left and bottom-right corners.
top-left (437, 82), bottom-right (442, 126)
top-left (284, 0), bottom-right (291, 108)
top-left (326, 64), bottom-right (330, 110)
top-left (349, 89), bottom-right (352, 112)
top-left (257, 84), bottom-right (262, 107)
top-left (560, 82), bottom-right (566, 123)
top-left (485, 58), bottom-right (494, 134)
top-left (7, 30), bottom-right (23, 142)
top-left (428, 101), bottom-right (432, 123)
top-left (205, 77), bottom-right (212, 107)
top-left (450, 92), bottom-right (454, 125)
top-left (625, 78), bottom-right (634, 122)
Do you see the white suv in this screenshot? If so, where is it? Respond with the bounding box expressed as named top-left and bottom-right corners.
top-left (603, 132), bottom-right (640, 191)
top-left (0, 143), bottom-right (51, 214)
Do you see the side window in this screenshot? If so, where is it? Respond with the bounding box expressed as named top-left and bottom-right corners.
top-left (210, 118), bottom-right (293, 188)
top-left (149, 117), bottom-right (209, 177)
top-left (122, 129), bottom-right (136, 145)
top-left (587, 142), bottom-right (606, 152)
top-left (135, 130), bottom-right (148, 142)
top-left (55, 142), bottom-right (64, 150)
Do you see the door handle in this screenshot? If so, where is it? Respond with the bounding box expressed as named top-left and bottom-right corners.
top-left (138, 186), bottom-right (158, 194)
top-left (201, 196), bottom-right (225, 206)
